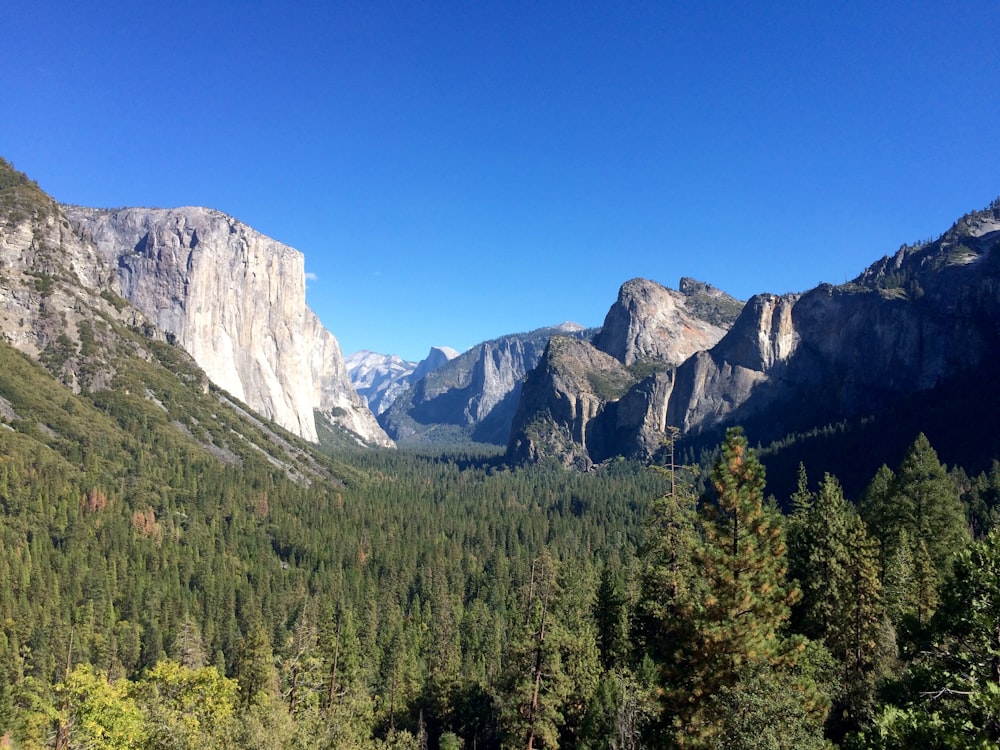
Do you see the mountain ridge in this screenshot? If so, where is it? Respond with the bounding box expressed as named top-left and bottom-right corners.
top-left (60, 203), bottom-right (391, 447)
top-left (347, 345), bottom-right (459, 416)
top-left (507, 200), bottom-right (1000, 478)
top-left (378, 323), bottom-right (595, 446)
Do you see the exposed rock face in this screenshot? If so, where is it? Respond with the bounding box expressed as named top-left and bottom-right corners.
top-left (509, 203), bottom-right (1000, 468)
top-left (655, 292), bottom-right (800, 438)
top-left (412, 345), bottom-right (460, 382)
top-left (380, 324), bottom-right (592, 445)
top-left (507, 335), bottom-right (638, 468)
top-left (508, 278), bottom-right (744, 464)
top-left (0, 170), bottom-right (148, 393)
top-left (668, 204), bottom-right (1000, 445)
top-left (346, 345), bottom-right (458, 416)
top-left (62, 205), bottom-right (391, 446)
top-left (305, 312), bottom-right (394, 446)
top-left (593, 278), bottom-right (739, 366)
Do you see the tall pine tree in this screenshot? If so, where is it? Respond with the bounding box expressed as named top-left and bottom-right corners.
top-left (660, 428), bottom-right (827, 748)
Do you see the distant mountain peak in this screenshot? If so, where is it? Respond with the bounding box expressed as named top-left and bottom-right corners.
top-left (346, 346), bottom-right (458, 416)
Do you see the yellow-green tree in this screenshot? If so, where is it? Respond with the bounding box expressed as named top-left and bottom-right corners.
top-left (132, 659), bottom-right (238, 749)
top-left (56, 663), bottom-right (145, 750)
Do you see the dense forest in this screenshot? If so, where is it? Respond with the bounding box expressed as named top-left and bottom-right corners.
top-left (2, 319), bottom-right (1000, 749)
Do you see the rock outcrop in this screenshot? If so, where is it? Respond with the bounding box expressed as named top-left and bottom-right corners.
top-left (62, 205), bottom-right (391, 447)
top-left (593, 277), bottom-right (740, 366)
top-left (507, 335), bottom-right (639, 468)
top-left (508, 203), bottom-right (1000, 469)
top-left (0, 166), bottom-right (152, 394)
top-left (380, 324), bottom-right (592, 445)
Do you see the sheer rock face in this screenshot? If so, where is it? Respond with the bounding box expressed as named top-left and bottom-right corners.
top-left (509, 205), bottom-right (1000, 467)
top-left (380, 324), bottom-right (591, 445)
top-left (592, 278), bottom-right (734, 366)
top-left (62, 205), bottom-right (391, 446)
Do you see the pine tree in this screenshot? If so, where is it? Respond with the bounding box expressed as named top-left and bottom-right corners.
top-left (498, 549), bottom-right (583, 750)
top-left (594, 563), bottom-right (630, 671)
top-left (793, 473), bottom-right (853, 644)
top-left (836, 514), bottom-right (895, 734)
top-left (866, 529), bottom-right (1000, 746)
top-left (863, 435), bottom-right (968, 581)
top-left (236, 622), bottom-right (278, 709)
top-left (860, 464), bottom-right (897, 568)
top-left (894, 434), bottom-right (968, 577)
top-left (637, 450), bottom-right (702, 673)
top-left (661, 428), bottom-right (826, 748)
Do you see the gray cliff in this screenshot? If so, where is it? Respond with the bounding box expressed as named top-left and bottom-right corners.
top-left (507, 335), bottom-right (640, 468)
top-left (62, 205), bottom-right (392, 447)
top-left (508, 203), bottom-right (1000, 467)
top-left (380, 324), bottom-right (592, 445)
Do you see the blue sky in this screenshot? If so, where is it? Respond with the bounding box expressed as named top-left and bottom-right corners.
top-left (3, 2), bottom-right (999, 362)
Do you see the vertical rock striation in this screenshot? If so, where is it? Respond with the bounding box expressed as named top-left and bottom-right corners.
top-left (62, 205), bottom-right (391, 446)
top-left (509, 203), bottom-right (1000, 469)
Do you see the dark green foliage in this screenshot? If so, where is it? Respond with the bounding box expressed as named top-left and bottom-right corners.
top-left (862, 434), bottom-right (969, 639)
top-left (788, 469), bottom-right (896, 737)
top-left (643, 428), bottom-right (830, 748)
top-left (859, 531), bottom-right (1000, 748)
top-left (0, 325), bottom-right (676, 747)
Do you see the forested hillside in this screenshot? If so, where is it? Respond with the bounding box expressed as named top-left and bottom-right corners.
top-left (3, 333), bottom-right (1000, 748)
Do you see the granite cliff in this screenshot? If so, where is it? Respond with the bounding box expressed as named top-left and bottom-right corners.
top-left (0, 158), bottom-right (345, 478)
top-left (508, 202), bottom-right (1000, 471)
top-left (59, 205), bottom-right (391, 447)
top-left (379, 324), bottom-right (593, 445)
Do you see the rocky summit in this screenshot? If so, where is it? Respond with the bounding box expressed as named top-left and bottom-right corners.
top-left (508, 203), bottom-right (1000, 473)
top-left (61, 205), bottom-right (392, 447)
top-left (593, 277), bottom-right (742, 366)
top-left (1, 191), bottom-right (392, 448)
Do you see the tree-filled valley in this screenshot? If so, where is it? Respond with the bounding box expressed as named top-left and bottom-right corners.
top-left (2, 324), bottom-right (1000, 749)
top-left (3, 158), bottom-right (1000, 747)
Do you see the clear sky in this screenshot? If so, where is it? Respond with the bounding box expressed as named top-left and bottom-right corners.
top-left (3, 2), bottom-right (998, 362)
